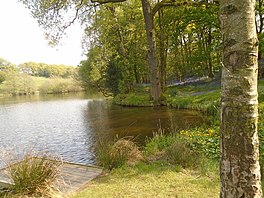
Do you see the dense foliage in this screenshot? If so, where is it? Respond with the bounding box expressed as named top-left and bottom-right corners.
top-left (78, 1), bottom-right (221, 96)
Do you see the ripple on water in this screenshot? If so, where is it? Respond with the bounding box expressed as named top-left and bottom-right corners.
top-left (0, 95), bottom-right (204, 168)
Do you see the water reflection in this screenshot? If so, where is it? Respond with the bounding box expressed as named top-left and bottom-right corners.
top-left (0, 94), bottom-right (204, 168)
top-left (84, 100), bottom-right (204, 144)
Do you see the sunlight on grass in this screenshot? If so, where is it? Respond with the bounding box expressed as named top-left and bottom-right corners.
top-left (73, 164), bottom-right (219, 198)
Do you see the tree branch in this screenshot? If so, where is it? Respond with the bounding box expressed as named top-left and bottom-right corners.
top-left (152, 0), bottom-right (179, 16)
top-left (62, 0), bottom-right (86, 29)
top-left (152, 0), bottom-right (219, 16)
top-left (91, 0), bottom-right (127, 4)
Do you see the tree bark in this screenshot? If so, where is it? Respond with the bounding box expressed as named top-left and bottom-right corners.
top-left (207, 28), bottom-right (214, 78)
top-left (141, 0), bottom-right (162, 105)
top-left (158, 8), bottom-right (167, 92)
top-left (219, 0), bottom-right (262, 197)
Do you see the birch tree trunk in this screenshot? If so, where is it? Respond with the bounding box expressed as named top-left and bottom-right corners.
top-left (219, 0), bottom-right (262, 197)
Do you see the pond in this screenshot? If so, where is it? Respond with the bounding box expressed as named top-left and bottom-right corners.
top-left (0, 93), bottom-right (205, 168)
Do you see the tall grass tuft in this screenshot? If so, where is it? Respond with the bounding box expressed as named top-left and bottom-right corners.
top-left (144, 132), bottom-right (177, 156)
top-left (165, 140), bottom-right (201, 168)
top-left (96, 137), bottom-right (143, 170)
top-left (3, 152), bottom-right (62, 197)
top-left (144, 130), bottom-right (216, 173)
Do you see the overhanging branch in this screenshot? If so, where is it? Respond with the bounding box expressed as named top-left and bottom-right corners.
top-left (152, 0), bottom-right (181, 16)
top-left (62, 0), bottom-right (85, 29)
top-left (152, 0), bottom-right (219, 16)
top-left (91, 0), bottom-right (127, 4)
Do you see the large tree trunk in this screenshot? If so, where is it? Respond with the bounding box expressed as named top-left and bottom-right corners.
top-left (219, 0), bottom-right (262, 197)
top-left (141, 0), bottom-right (162, 105)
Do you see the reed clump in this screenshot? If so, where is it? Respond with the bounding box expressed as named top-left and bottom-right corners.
top-left (96, 137), bottom-right (143, 170)
top-left (1, 152), bottom-right (62, 198)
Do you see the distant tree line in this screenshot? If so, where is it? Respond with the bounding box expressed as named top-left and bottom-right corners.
top-left (18, 62), bottom-right (78, 78)
top-left (0, 58), bottom-right (82, 96)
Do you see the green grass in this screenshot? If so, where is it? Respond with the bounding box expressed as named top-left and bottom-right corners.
top-left (113, 93), bottom-right (153, 107)
top-left (113, 78), bottom-right (221, 114)
top-left (73, 163), bottom-right (219, 198)
top-left (166, 90), bottom-right (220, 115)
top-left (72, 130), bottom-right (220, 198)
top-left (114, 79), bottom-right (264, 116)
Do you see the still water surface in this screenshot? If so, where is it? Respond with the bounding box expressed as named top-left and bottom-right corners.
top-left (0, 93), bottom-right (204, 168)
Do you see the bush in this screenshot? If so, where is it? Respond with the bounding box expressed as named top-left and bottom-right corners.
top-left (165, 140), bottom-right (201, 168)
top-left (3, 153), bottom-right (62, 197)
top-left (96, 137), bottom-right (143, 170)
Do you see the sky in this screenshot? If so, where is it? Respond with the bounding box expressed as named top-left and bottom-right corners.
top-left (0, 0), bottom-right (85, 66)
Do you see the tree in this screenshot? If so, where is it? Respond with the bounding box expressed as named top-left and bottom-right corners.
top-left (90, 0), bottom-right (163, 104)
top-left (79, 1), bottom-right (148, 95)
top-left (219, 0), bottom-right (262, 197)
top-left (0, 58), bottom-right (19, 83)
top-left (0, 57), bottom-right (18, 72)
top-left (0, 71), bottom-right (5, 83)
top-left (160, 4), bottom-right (221, 82)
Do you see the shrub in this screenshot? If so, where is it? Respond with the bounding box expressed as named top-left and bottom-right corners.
top-left (96, 137), bottom-right (143, 170)
top-left (165, 140), bottom-right (201, 168)
top-left (3, 153), bottom-right (62, 197)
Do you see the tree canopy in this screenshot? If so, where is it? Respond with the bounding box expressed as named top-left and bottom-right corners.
top-left (19, 0), bottom-right (222, 102)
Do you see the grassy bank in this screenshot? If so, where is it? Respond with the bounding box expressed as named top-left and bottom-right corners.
top-left (113, 86), bottom-right (153, 107)
top-left (113, 79), bottom-right (221, 113)
top-left (114, 78), bottom-right (264, 114)
top-left (73, 131), bottom-right (220, 198)
top-left (73, 163), bottom-right (219, 198)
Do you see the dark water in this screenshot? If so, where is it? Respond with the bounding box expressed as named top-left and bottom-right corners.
top-left (0, 93), bottom-right (204, 168)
